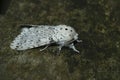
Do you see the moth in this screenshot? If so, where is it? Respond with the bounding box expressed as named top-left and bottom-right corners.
top-left (10, 25), bottom-right (82, 54)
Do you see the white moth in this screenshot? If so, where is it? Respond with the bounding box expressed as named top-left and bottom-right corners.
top-left (10, 25), bottom-right (82, 54)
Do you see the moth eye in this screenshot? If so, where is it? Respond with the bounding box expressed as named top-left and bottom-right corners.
top-left (70, 30), bottom-right (72, 32)
top-left (65, 28), bottom-right (68, 30)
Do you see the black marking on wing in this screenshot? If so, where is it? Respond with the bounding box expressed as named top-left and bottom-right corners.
top-left (49, 37), bottom-right (55, 43)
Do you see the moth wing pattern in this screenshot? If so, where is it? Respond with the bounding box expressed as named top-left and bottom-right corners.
top-left (10, 25), bottom-right (55, 50)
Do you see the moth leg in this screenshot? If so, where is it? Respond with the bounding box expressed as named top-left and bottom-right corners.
top-left (76, 40), bottom-right (82, 43)
top-left (56, 41), bottom-right (65, 55)
top-left (57, 45), bottom-right (63, 55)
top-left (68, 43), bottom-right (80, 53)
top-left (40, 45), bottom-right (49, 51)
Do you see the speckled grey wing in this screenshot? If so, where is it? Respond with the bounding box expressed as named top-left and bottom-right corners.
top-left (10, 26), bottom-right (54, 50)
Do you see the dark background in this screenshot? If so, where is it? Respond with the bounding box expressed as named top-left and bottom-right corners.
top-left (0, 0), bottom-right (120, 80)
top-left (0, 0), bottom-right (11, 14)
